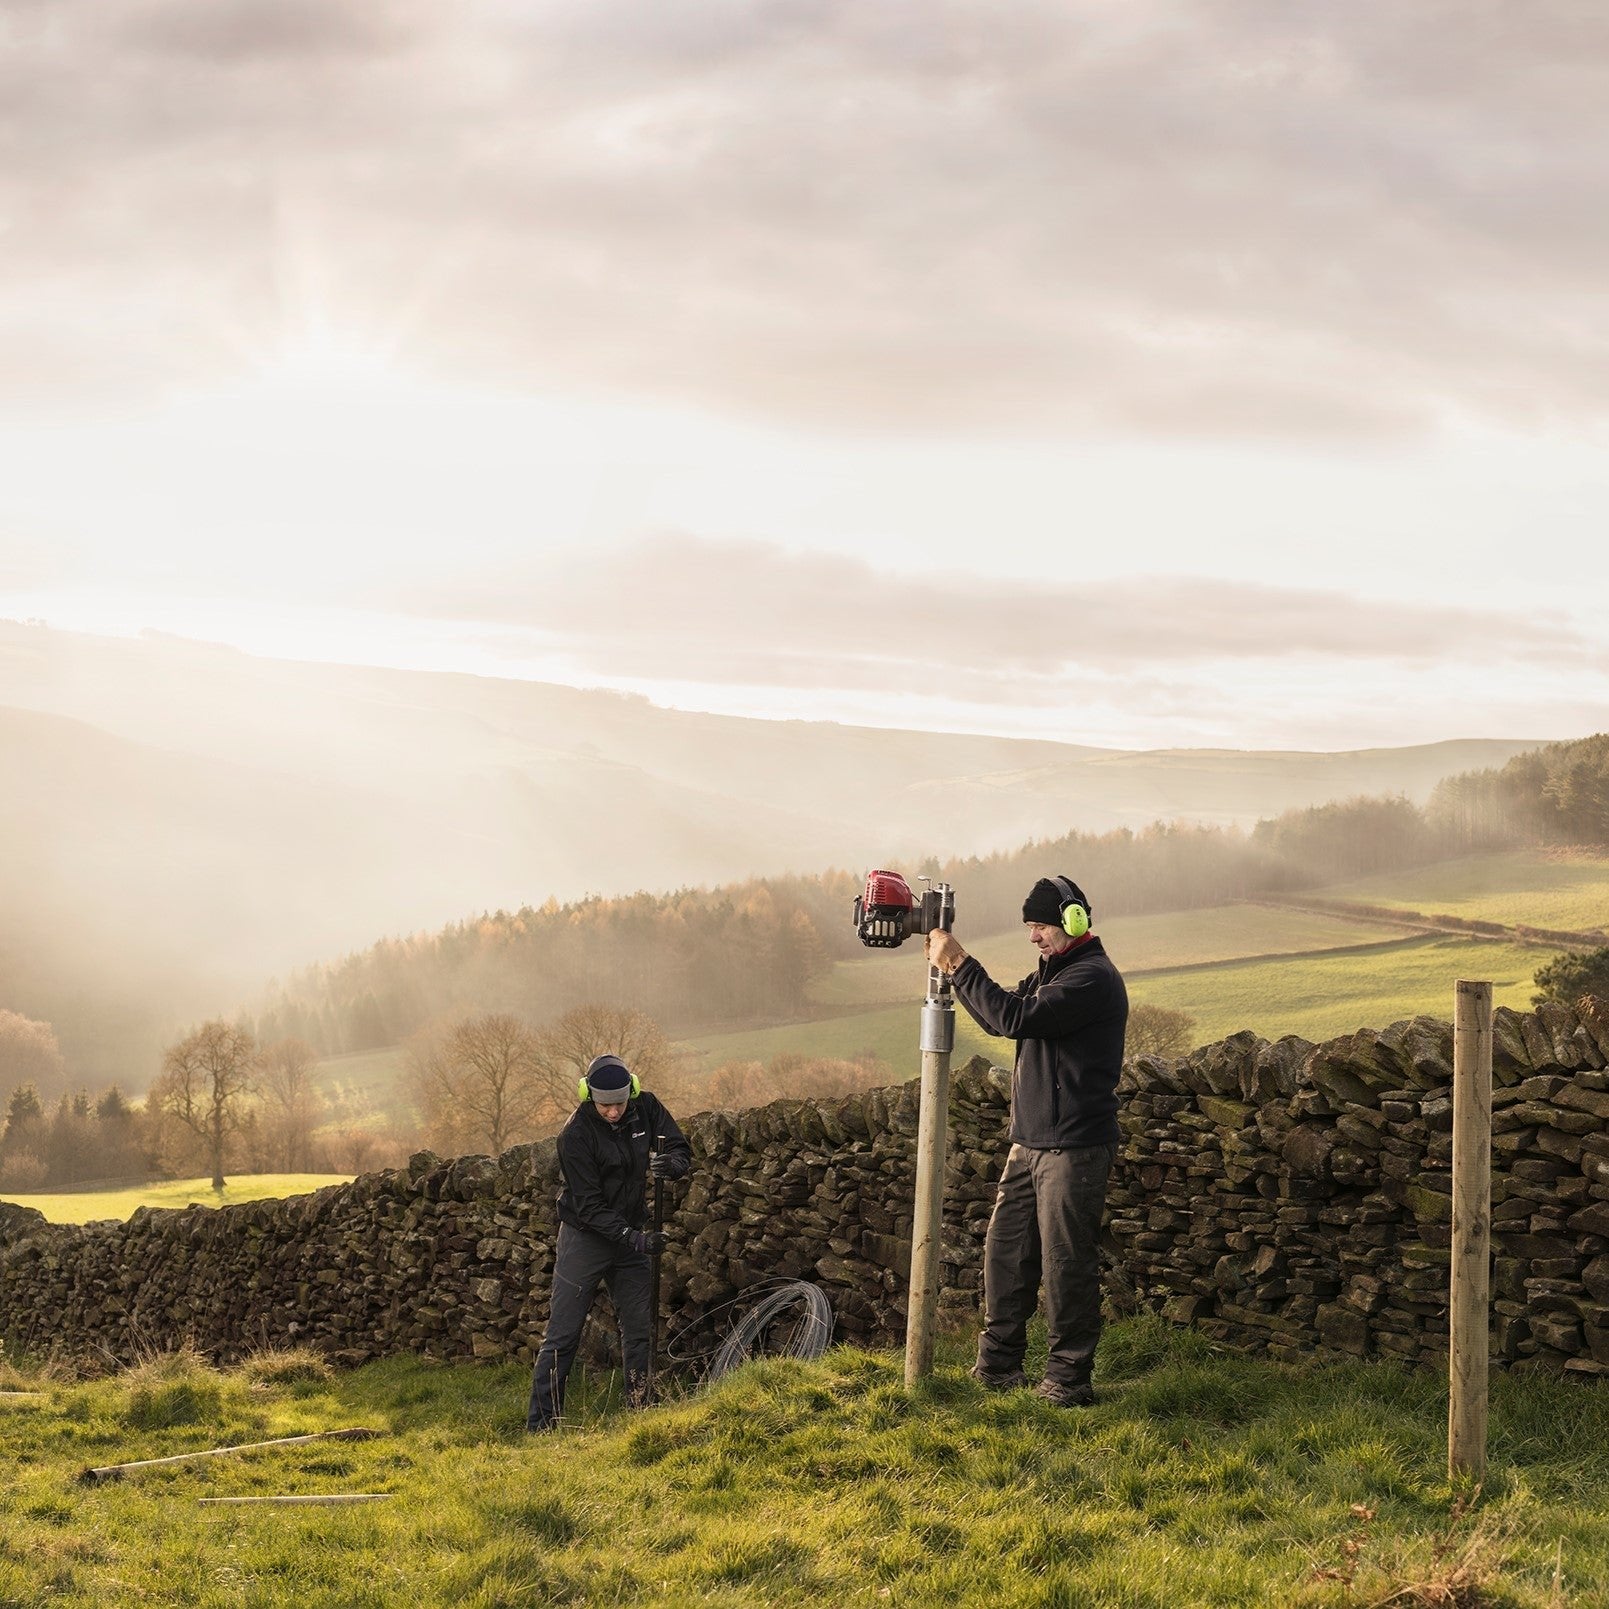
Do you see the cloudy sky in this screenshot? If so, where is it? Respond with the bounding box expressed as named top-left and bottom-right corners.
top-left (2, 0), bottom-right (1606, 749)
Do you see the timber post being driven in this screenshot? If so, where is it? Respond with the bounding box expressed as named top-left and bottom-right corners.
top-left (1449, 978), bottom-right (1493, 1482)
top-left (905, 880), bottom-right (956, 1387)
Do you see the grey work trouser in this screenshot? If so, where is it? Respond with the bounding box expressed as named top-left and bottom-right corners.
top-left (976, 1141), bottom-right (1116, 1387)
top-left (527, 1222), bottom-right (652, 1430)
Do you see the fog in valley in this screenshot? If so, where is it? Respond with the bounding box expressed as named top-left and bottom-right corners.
top-left (0, 620), bottom-right (1549, 1095)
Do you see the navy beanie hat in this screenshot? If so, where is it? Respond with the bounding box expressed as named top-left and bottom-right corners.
top-left (585, 1054), bottom-right (633, 1101)
top-left (1022, 877), bottom-right (1090, 926)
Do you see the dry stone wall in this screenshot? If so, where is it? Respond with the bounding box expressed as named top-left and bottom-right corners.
top-left (3, 1000), bottom-right (1609, 1379)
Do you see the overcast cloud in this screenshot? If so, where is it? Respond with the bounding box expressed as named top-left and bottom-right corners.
top-left (410, 534), bottom-right (1597, 695)
top-left (7, 0), bottom-right (1609, 434)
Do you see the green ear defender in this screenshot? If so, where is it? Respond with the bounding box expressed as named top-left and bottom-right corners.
top-left (577, 1074), bottom-right (643, 1101)
top-left (1051, 875), bottom-right (1090, 938)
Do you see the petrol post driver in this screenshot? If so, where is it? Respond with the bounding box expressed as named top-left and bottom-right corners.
top-left (851, 871), bottom-right (956, 1384)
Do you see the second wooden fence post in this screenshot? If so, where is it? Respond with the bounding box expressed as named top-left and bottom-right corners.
top-left (1449, 978), bottom-right (1493, 1483)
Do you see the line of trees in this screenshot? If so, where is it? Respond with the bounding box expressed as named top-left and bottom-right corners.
top-left (1429, 734), bottom-right (1609, 853)
top-left (0, 1084), bottom-right (145, 1193)
top-left (0, 1019), bottom-right (372, 1192)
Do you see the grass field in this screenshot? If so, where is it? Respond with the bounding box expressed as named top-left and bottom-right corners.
top-left (0, 1318), bottom-right (1604, 1607)
top-left (685, 934), bottom-right (1543, 1071)
top-left (1321, 849), bottom-right (1609, 934)
top-left (813, 903), bottom-right (1407, 1011)
top-left (678, 1004), bottom-right (1010, 1082)
top-left (1129, 934), bottom-right (1543, 1047)
top-left (1, 1175), bottom-right (352, 1226)
top-left (312, 1047), bottom-right (414, 1134)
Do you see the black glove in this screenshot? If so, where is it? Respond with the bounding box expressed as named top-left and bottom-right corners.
top-left (627, 1229), bottom-right (668, 1256)
top-left (647, 1152), bottom-right (677, 1181)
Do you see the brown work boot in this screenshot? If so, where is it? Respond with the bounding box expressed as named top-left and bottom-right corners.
top-left (970, 1362), bottom-right (1029, 1391)
top-left (1034, 1376), bottom-right (1095, 1408)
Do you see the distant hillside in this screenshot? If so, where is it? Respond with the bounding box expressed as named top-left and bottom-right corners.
top-left (0, 619), bottom-right (1547, 1082)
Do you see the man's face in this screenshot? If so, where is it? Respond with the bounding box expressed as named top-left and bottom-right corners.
top-left (1026, 921), bottom-right (1075, 959)
top-left (596, 1100), bottom-right (628, 1124)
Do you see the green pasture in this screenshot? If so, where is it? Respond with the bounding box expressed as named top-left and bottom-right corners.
top-left (812, 902), bottom-right (1404, 1011)
top-left (679, 1004), bottom-right (1009, 1083)
top-left (686, 934), bottom-right (1548, 1071)
top-left (1130, 935), bottom-right (1543, 1047)
top-left (1, 1175), bottom-right (352, 1226)
top-left (311, 1046), bottom-right (415, 1135)
top-left (1321, 849), bottom-right (1609, 934)
top-left (1, 1319), bottom-right (1605, 1607)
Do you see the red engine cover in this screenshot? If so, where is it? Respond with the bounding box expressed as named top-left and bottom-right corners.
top-left (862, 869), bottom-right (914, 910)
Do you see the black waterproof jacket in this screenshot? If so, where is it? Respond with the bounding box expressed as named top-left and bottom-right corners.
top-left (951, 935), bottom-right (1128, 1149)
top-left (555, 1091), bottom-right (691, 1245)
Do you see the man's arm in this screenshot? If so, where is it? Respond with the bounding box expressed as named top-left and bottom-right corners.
top-left (953, 961), bottom-right (1118, 1041)
top-left (646, 1095), bottom-right (691, 1180)
top-left (926, 931), bottom-right (1034, 1040)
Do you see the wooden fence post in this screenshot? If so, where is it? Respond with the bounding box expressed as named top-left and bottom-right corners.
top-left (1449, 979), bottom-right (1493, 1482)
top-left (905, 1008), bottom-right (954, 1387)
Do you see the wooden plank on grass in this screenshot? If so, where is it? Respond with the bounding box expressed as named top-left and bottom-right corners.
top-left (79, 1427), bottom-right (382, 1483)
top-left (198, 1494), bottom-right (394, 1507)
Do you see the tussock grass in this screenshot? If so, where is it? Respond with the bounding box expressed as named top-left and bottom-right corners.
top-left (0, 1319), bottom-right (1605, 1605)
top-left (232, 1347), bottom-right (335, 1391)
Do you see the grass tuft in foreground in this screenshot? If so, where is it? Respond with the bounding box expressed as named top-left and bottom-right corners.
top-left (0, 1316), bottom-right (1605, 1606)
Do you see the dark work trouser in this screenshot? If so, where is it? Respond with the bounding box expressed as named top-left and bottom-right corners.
top-left (527, 1222), bottom-right (652, 1430)
top-left (976, 1141), bottom-right (1116, 1387)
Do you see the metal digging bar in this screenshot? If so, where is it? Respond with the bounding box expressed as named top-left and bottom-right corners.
top-left (649, 1138), bottom-right (665, 1399)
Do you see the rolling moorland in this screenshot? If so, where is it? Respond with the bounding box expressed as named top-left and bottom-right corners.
top-left (0, 619), bottom-right (1544, 1085)
top-left (5, 727), bottom-right (1607, 1200)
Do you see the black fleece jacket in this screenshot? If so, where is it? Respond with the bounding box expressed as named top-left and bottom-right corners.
top-left (951, 934), bottom-right (1128, 1149)
top-left (555, 1091), bottom-right (691, 1244)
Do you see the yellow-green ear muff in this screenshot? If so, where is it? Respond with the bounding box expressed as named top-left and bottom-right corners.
top-left (577, 1076), bottom-right (590, 1102)
top-left (1052, 875), bottom-right (1090, 938)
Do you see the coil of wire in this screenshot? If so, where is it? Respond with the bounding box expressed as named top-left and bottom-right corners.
top-left (704, 1281), bottom-right (834, 1382)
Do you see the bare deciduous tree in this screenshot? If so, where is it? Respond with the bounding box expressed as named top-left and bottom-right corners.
top-left (149, 1020), bottom-right (258, 1190)
top-left (706, 1052), bottom-right (883, 1112)
top-left (1125, 1003), bottom-right (1198, 1060)
top-left (408, 1013), bottom-right (552, 1157)
top-left (257, 1037), bottom-right (323, 1171)
top-left (534, 1003), bottom-right (682, 1101)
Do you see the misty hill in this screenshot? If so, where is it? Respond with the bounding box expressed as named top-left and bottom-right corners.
top-left (0, 619), bottom-right (1545, 1081)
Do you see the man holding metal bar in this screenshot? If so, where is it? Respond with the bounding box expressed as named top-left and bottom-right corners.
top-left (927, 876), bottom-right (1128, 1407)
top-left (525, 1053), bottom-right (691, 1432)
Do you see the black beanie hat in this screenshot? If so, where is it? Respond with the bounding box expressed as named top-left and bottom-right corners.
top-left (585, 1054), bottom-right (633, 1100)
top-left (1022, 877), bottom-right (1090, 926)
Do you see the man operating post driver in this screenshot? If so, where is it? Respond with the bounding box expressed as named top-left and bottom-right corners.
top-left (926, 876), bottom-right (1128, 1406)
